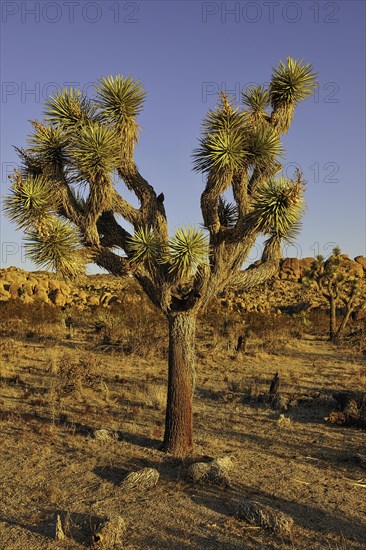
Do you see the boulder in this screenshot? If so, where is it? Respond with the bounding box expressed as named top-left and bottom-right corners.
top-left (338, 257), bottom-right (364, 278)
top-left (59, 281), bottom-right (71, 295)
top-left (299, 257), bottom-right (315, 277)
top-left (48, 279), bottom-right (60, 291)
top-left (87, 295), bottom-right (100, 306)
top-left (34, 289), bottom-right (49, 303)
top-left (355, 256), bottom-right (366, 273)
top-left (9, 281), bottom-right (22, 299)
top-left (34, 281), bottom-right (49, 293)
top-left (49, 289), bottom-right (66, 307)
top-left (280, 258), bottom-right (301, 281)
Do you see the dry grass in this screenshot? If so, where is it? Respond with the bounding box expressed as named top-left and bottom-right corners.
top-left (0, 305), bottom-right (365, 549)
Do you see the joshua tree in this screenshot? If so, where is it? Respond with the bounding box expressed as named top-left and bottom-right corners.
top-left (4, 57), bottom-right (316, 456)
top-left (303, 247), bottom-right (364, 342)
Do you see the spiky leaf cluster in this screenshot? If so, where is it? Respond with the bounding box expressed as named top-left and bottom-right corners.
top-left (193, 128), bottom-right (246, 174)
top-left (95, 75), bottom-right (146, 128)
top-left (168, 227), bottom-right (208, 278)
top-left (3, 175), bottom-right (56, 229)
top-left (193, 94), bottom-right (248, 175)
top-left (246, 124), bottom-right (284, 169)
top-left (270, 57), bottom-right (317, 108)
top-left (28, 122), bottom-right (69, 168)
top-left (242, 85), bottom-right (270, 117)
top-left (250, 177), bottom-right (304, 240)
top-left (69, 123), bottom-right (120, 179)
top-left (44, 88), bottom-right (95, 128)
top-left (24, 218), bottom-right (84, 277)
top-left (127, 227), bottom-right (162, 267)
top-left (218, 197), bottom-right (238, 228)
top-left (202, 94), bottom-right (244, 135)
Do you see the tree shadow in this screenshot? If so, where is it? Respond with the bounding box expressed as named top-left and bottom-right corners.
top-left (94, 454), bottom-right (186, 486)
top-left (118, 430), bottom-right (162, 450)
top-left (0, 510), bottom-right (106, 547)
top-left (189, 480), bottom-right (366, 546)
top-left (0, 407), bottom-right (95, 437)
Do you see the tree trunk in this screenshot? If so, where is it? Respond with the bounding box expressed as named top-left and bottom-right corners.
top-left (161, 312), bottom-right (196, 457)
top-left (329, 296), bottom-right (337, 342)
top-left (336, 298), bottom-right (356, 340)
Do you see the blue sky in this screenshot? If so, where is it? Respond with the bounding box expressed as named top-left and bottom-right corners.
top-left (1, 0), bottom-right (365, 271)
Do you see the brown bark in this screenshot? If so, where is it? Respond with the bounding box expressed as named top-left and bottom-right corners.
top-left (161, 312), bottom-right (196, 457)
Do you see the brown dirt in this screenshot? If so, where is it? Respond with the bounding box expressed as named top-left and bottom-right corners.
top-left (0, 323), bottom-right (365, 549)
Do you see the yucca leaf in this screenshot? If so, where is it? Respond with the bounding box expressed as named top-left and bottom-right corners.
top-left (95, 74), bottom-right (145, 135)
top-left (218, 197), bottom-right (238, 228)
top-left (28, 121), bottom-right (69, 168)
top-left (167, 227), bottom-right (209, 278)
top-left (24, 218), bottom-right (84, 277)
top-left (246, 124), bottom-right (284, 168)
top-left (127, 226), bottom-right (162, 267)
top-left (69, 122), bottom-right (120, 179)
top-left (192, 128), bottom-right (246, 174)
top-left (44, 87), bottom-right (96, 128)
top-left (242, 84), bottom-right (270, 116)
top-left (270, 57), bottom-right (317, 108)
top-left (202, 93), bottom-right (244, 136)
top-left (250, 176), bottom-right (305, 240)
top-left (3, 175), bottom-right (56, 229)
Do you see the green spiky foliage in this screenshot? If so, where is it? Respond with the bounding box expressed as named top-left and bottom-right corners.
top-left (192, 128), bottom-right (247, 174)
top-left (24, 218), bottom-right (84, 278)
top-left (270, 57), bottom-right (317, 106)
top-left (250, 177), bottom-right (305, 241)
top-left (69, 122), bottom-right (120, 180)
top-left (202, 93), bottom-right (244, 135)
top-left (95, 75), bottom-right (146, 162)
top-left (246, 124), bottom-right (284, 169)
top-left (44, 87), bottom-right (96, 128)
top-left (127, 226), bottom-right (162, 267)
top-left (269, 57), bottom-right (317, 133)
top-left (218, 197), bottom-right (238, 228)
top-left (95, 75), bottom-right (146, 129)
top-left (3, 175), bottom-right (56, 229)
top-left (28, 121), bottom-right (69, 170)
top-left (193, 95), bottom-right (247, 175)
top-left (167, 227), bottom-right (208, 279)
top-left (242, 84), bottom-right (270, 119)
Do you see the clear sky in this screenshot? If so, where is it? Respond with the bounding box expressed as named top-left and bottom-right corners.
top-left (1, 0), bottom-right (365, 272)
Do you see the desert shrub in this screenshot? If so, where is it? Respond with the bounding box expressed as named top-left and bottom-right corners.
top-left (90, 300), bottom-right (168, 357)
top-left (144, 383), bottom-right (166, 410)
top-left (0, 299), bottom-right (62, 339)
top-left (336, 319), bottom-right (366, 353)
top-left (49, 353), bottom-right (103, 399)
top-left (306, 309), bottom-right (331, 337)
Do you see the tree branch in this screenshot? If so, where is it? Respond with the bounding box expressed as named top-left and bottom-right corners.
top-left (232, 168), bottom-right (249, 216)
top-left (201, 170), bottom-right (233, 234)
top-left (227, 237), bottom-right (281, 291)
top-left (118, 163), bottom-right (168, 241)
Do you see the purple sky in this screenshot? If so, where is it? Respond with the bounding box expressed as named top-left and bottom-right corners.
top-left (1, 0), bottom-right (365, 272)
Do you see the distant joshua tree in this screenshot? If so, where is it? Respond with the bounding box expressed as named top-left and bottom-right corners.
top-left (4, 58), bottom-right (317, 456)
top-left (303, 247), bottom-right (363, 342)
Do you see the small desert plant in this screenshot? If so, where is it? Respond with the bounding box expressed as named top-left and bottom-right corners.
top-left (50, 353), bottom-right (103, 398)
top-left (145, 384), bottom-right (166, 410)
top-left (0, 299), bottom-right (62, 339)
top-left (303, 248), bottom-right (365, 341)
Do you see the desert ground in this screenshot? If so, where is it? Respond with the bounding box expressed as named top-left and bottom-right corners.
top-left (0, 280), bottom-right (365, 549)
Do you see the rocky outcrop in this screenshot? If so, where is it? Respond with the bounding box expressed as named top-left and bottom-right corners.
top-left (0, 254), bottom-right (365, 312)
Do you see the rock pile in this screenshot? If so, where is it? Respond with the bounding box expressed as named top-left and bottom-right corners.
top-left (0, 255), bottom-right (365, 312)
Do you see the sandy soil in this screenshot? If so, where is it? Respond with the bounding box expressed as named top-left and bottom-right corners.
top-left (0, 324), bottom-right (365, 549)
